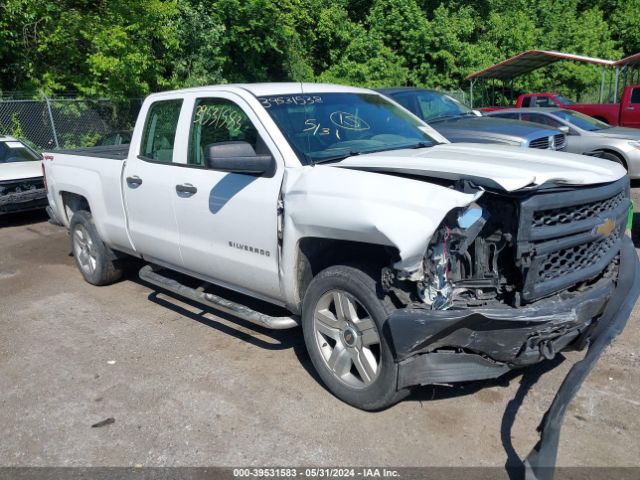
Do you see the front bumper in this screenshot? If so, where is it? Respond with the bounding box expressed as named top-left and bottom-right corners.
top-left (385, 237), bottom-right (639, 388)
top-left (385, 236), bottom-right (640, 479)
top-left (0, 187), bottom-right (48, 214)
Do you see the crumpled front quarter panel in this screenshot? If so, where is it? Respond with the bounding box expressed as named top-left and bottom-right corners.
top-left (281, 165), bottom-right (481, 280)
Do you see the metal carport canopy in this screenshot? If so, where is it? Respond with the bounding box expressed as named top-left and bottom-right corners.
top-left (466, 50), bottom-right (614, 80)
top-left (617, 52), bottom-right (640, 68)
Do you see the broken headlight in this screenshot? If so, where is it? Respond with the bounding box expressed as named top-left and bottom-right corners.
top-left (419, 203), bottom-right (490, 310)
top-left (457, 203), bottom-right (484, 229)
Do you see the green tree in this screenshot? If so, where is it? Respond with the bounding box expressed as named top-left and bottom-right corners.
top-left (318, 28), bottom-right (409, 87)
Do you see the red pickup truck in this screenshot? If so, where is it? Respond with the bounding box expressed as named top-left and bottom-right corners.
top-left (481, 85), bottom-right (640, 128)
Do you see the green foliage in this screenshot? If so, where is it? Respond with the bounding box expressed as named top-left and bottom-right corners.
top-left (9, 114), bottom-right (26, 139)
top-left (318, 29), bottom-right (409, 87)
top-left (0, 0), bottom-right (635, 104)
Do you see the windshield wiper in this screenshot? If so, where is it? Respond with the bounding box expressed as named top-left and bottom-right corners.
top-left (313, 150), bottom-right (362, 165)
top-left (409, 141), bottom-right (432, 149)
top-left (425, 114), bottom-right (464, 123)
top-left (313, 142), bottom-right (434, 164)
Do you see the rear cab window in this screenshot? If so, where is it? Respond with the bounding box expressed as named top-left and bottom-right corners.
top-left (139, 100), bottom-right (183, 162)
top-left (630, 88), bottom-right (640, 105)
top-left (533, 97), bottom-right (553, 107)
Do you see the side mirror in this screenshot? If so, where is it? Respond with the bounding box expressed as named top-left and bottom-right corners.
top-left (204, 141), bottom-right (274, 176)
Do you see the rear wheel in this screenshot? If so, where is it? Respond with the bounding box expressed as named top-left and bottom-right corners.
top-left (70, 210), bottom-right (123, 285)
top-left (302, 265), bottom-right (409, 410)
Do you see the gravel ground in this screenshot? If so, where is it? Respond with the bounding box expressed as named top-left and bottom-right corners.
top-left (0, 196), bottom-right (639, 469)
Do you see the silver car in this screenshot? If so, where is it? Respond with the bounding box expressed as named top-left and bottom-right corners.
top-left (486, 108), bottom-right (640, 178)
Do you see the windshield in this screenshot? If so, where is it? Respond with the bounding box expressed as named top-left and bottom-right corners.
top-left (257, 93), bottom-right (438, 164)
top-left (554, 95), bottom-right (574, 105)
top-left (395, 91), bottom-right (473, 122)
top-left (418, 93), bottom-right (474, 122)
top-left (551, 110), bottom-right (610, 131)
top-left (0, 141), bottom-right (40, 163)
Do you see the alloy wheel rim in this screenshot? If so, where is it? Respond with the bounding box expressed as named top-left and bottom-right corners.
top-left (313, 290), bottom-right (381, 389)
top-left (73, 225), bottom-right (97, 275)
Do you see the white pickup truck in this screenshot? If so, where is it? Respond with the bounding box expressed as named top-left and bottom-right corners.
top-left (43, 84), bottom-right (639, 460)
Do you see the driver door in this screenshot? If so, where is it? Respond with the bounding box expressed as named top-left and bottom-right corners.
top-left (170, 93), bottom-right (284, 301)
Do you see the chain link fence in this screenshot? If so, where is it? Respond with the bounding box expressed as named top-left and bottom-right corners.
top-left (1, 90), bottom-right (470, 152)
top-left (440, 88), bottom-right (467, 105)
top-left (0, 96), bottom-right (142, 151)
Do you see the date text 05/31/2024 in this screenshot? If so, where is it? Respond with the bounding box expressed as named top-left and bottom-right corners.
top-left (233, 468), bottom-right (400, 478)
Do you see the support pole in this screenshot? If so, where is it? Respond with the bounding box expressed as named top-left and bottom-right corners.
top-left (614, 67), bottom-right (620, 103)
top-left (599, 68), bottom-right (605, 103)
top-left (470, 79), bottom-right (475, 108)
top-left (45, 96), bottom-right (59, 149)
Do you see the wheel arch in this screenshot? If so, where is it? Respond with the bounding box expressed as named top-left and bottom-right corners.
top-left (293, 237), bottom-right (400, 313)
top-left (60, 191), bottom-right (91, 223)
top-left (593, 148), bottom-right (628, 170)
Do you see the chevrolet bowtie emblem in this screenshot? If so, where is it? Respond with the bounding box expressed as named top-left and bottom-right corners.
top-left (595, 218), bottom-right (616, 236)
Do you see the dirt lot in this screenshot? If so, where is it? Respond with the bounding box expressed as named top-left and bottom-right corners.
top-left (1, 198), bottom-right (639, 469)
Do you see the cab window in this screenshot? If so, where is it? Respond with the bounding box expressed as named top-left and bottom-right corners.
top-left (493, 112), bottom-right (520, 120)
top-left (140, 100), bottom-right (183, 162)
top-left (533, 96), bottom-right (553, 107)
top-left (188, 98), bottom-right (263, 167)
top-left (631, 88), bottom-right (640, 104)
top-left (521, 113), bottom-right (561, 127)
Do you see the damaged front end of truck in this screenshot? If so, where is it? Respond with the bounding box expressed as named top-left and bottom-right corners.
top-left (285, 156), bottom-right (639, 476)
top-left (382, 176), bottom-right (635, 385)
top-left (378, 175), bottom-right (639, 478)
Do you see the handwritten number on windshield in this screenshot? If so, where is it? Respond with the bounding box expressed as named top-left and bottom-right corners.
top-left (260, 95), bottom-right (323, 109)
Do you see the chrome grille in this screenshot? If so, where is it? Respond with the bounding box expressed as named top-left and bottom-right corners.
top-left (553, 133), bottom-right (567, 151)
top-left (529, 136), bottom-right (550, 149)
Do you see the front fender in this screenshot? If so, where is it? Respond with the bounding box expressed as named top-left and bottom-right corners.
top-left (278, 165), bottom-right (481, 306)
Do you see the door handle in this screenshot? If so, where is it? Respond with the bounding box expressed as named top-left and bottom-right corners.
top-left (175, 183), bottom-right (197, 195)
top-left (126, 176), bottom-right (143, 187)
top-left (625, 106), bottom-right (635, 111)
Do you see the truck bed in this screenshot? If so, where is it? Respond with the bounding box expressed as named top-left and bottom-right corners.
top-left (53, 144), bottom-right (130, 160)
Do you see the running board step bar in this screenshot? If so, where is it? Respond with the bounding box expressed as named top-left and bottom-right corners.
top-left (139, 265), bottom-right (299, 330)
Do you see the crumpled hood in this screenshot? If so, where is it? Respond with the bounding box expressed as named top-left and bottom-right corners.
top-left (332, 143), bottom-right (626, 191)
top-left (0, 161), bottom-right (43, 182)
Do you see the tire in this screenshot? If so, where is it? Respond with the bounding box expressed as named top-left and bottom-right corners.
top-left (301, 265), bottom-right (409, 410)
top-left (69, 210), bottom-right (123, 285)
top-left (597, 151), bottom-right (627, 170)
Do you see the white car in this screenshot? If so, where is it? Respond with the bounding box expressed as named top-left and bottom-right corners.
top-left (0, 136), bottom-right (48, 215)
top-left (42, 83), bottom-right (639, 469)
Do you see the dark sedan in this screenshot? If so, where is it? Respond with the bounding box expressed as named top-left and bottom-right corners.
top-left (379, 88), bottom-right (566, 151)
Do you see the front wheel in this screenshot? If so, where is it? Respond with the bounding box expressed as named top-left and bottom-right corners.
top-left (301, 265), bottom-right (409, 410)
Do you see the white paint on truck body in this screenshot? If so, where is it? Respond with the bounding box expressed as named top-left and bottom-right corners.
top-left (43, 83), bottom-right (626, 312)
